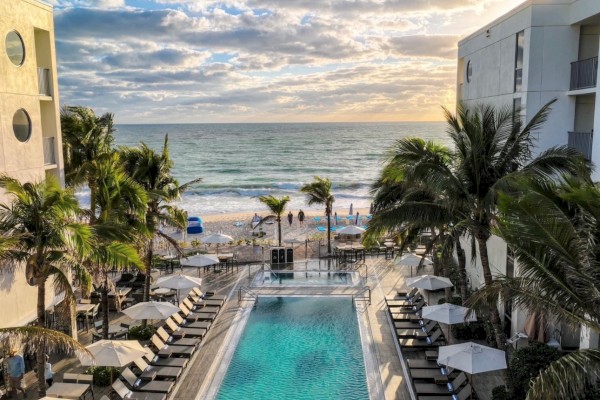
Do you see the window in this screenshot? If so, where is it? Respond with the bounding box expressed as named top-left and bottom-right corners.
top-left (466, 60), bottom-right (473, 83)
top-left (512, 98), bottom-right (522, 127)
top-left (5, 30), bottom-right (25, 66)
top-left (13, 109), bottom-right (31, 142)
top-left (514, 30), bottom-right (524, 92)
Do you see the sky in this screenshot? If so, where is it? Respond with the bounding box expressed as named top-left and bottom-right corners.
top-left (50, 0), bottom-right (526, 123)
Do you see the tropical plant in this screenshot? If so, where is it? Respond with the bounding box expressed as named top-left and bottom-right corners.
top-left (120, 136), bottom-right (201, 306)
top-left (61, 106), bottom-right (116, 224)
top-left (300, 177), bottom-right (335, 254)
top-left (0, 177), bottom-right (93, 396)
top-left (469, 176), bottom-right (599, 399)
top-left (371, 101), bottom-right (584, 348)
top-left (256, 195), bottom-right (291, 247)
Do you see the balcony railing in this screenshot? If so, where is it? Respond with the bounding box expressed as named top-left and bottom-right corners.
top-left (43, 137), bottom-right (56, 165)
top-left (568, 131), bottom-right (593, 161)
top-left (37, 67), bottom-right (51, 96)
top-left (570, 57), bottom-right (598, 90)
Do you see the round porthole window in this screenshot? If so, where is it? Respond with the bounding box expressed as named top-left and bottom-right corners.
top-left (5, 30), bottom-right (25, 66)
top-left (13, 109), bottom-right (31, 142)
top-left (466, 60), bottom-right (472, 83)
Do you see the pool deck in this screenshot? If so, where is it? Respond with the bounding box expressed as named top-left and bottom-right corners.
top-left (171, 257), bottom-right (413, 400)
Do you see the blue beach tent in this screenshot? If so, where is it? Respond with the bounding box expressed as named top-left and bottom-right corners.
top-left (187, 216), bottom-right (204, 234)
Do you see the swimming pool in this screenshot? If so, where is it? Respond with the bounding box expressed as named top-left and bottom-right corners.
top-left (252, 270), bottom-right (358, 287)
top-left (215, 297), bottom-right (369, 400)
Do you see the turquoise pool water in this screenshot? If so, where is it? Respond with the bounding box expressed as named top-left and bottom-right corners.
top-left (215, 297), bottom-right (369, 400)
top-left (256, 270), bottom-right (355, 286)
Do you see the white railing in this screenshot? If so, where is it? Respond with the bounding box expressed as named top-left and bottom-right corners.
top-left (568, 131), bottom-right (593, 161)
top-left (43, 137), bottom-right (56, 165)
top-left (38, 68), bottom-right (51, 96)
top-left (570, 57), bottom-right (598, 90)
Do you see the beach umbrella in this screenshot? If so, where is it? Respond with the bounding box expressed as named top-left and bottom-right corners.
top-left (397, 253), bottom-right (433, 276)
top-left (421, 303), bottom-right (477, 341)
top-left (337, 225), bottom-right (365, 235)
top-left (122, 301), bottom-right (180, 320)
top-left (406, 274), bottom-right (453, 303)
top-left (202, 233), bottom-right (233, 254)
top-left (80, 340), bottom-right (147, 396)
top-left (155, 274), bottom-right (203, 300)
top-left (181, 254), bottom-right (220, 275)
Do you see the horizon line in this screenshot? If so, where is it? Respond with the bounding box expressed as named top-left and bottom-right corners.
top-left (115, 120), bottom-right (446, 125)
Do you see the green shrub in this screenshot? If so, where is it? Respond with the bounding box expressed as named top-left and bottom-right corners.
top-left (85, 367), bottom-right (119, 386)
top-left (582, 385), bottom-right (600, 400)
top-left (437, 296), bottom-right (463, 305)
top-left (452, 321), bottom-right (488, 341)
top-left (128, 325), bottom-right (156, 341)
top-left (509, 342), bottom-right (561, 399)
top-left (492, 385), bottom-right (515, 400)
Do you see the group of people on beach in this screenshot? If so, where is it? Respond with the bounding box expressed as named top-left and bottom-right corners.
top-left (287, 210), bottom-right (305, 226)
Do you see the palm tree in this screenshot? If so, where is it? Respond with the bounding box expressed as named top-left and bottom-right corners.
top-left (120, 136), bottom-right (202, 306)
top-left (256, 195), bottom-right (291, 246)
top-left (61, 106), bottom-right (115, 224)
top-left (0, 176), bottom-right (93, 396)
top-left (469, 176), bottom-right (599, 400)
top-left (301, 177), bottom-right (335, 254)
top-left (371, 101), bottom-right (583, 347)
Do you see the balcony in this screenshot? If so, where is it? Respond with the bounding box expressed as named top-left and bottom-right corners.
top-left (43, 137), bottom-right (56, 165)
top-left (37, 67), bottom-right (51, 97)
top-left (568, 131), bottom-right (593, 161)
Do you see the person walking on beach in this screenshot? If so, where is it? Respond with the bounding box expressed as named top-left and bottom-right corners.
top-left (287, 211), bottom-right (293, 226)
top-left (298, 210), bottom-right (305, 226)
top-left (7, 349), bottom-right (26, 398)
top-left (44, 354), bottom-right (54, 388)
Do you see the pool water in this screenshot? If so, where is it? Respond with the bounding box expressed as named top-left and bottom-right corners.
top-left (255, 270), bottom-right (355, 286)
top-left (215, 297), bottom-right (369, 400)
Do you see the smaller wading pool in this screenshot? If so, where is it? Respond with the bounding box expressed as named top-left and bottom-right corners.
top-left (252, 270), bottom-right (361, 287)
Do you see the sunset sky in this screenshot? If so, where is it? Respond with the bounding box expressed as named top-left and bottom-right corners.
top-left (51, 0), bottom-right (526, 123)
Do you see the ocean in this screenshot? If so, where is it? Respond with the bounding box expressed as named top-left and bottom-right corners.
top-left (110, 122), bottom-right (449, 215)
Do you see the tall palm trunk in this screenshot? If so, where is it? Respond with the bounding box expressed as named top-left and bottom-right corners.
top-left (277, 216), bottom-right (282, 246)
top-left (326, 210), bottom-right (331, 254)
top-left (454, 236), bottom-right (468, 302)
top-left (142, 239), bottom-right (153, 328)
top-left (102, 275), bottom-right (110, 339)
top-left (475, 232), bottom-right (505, 348)
top-left (36, 278), bottom-right (47, 397)
top-left (88, 179), bottom-right (97, 225)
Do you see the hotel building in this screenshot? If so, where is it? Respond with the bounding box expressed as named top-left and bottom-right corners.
top-left (457, 0), bottom-right (599, 351)
top-left (0, 0), bottom-right (65, 328)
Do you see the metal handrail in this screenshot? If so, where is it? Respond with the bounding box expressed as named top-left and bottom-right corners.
top-left (237, 286), bottom-right (258, 304)
top-left (568, 131), bottom-right (593, 160)
top-left (570, 56), bottom-right (598, 90)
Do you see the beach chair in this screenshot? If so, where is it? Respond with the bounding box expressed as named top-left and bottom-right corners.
top-left (121, 367), bottom-right (174, 394)
top-left (391, 310), bottom-right (423, 322)
top-left (170, 313), bottom-right (211, 332)
top-left (407, 359), bottom-right (442, 369)
top-left (394, 319), bottom-right (430, 329)
top-left (399, 328), bottom-right (445, 348)
top-left (410, 366), bottom-right (451, 382)
top-left (112, 379), bottom-right (166, 400)
top-left (156, 326), bottom-right (200, 347)
top-left (388, 298), bottom-right (426, 310)
top-left (397, 287), bottom-right (418, 299)
top-left (143, 348), bottom-right (188, 369)
top-left (396, 320), bottom-right (438, 338)
top-left (414, 372), bottom-right (468, 396)
top-left (132, 357), bottom-right (181, 380)
top-left (417, 383), bottom-right (472, 400)
top-left (204, 291), bottom-right (227, 302)
top-left (151, 335), bottom-right (195, 358)
top-left (179, 303), bottom-right (218, 321)
top-left (386, 295), bottom-right (424, 307)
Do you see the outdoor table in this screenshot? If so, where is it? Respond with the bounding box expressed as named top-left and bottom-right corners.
top-left (109, 287), bottom-right (132, 297)
top-left (46, 382), bottom-right (91, 400)
top-left (216, 253), bottom-right (234, 272)
top-left (152, 288), bottom-right (176, 303)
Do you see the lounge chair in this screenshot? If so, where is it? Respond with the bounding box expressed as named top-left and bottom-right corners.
top-left (399, 328), bottom-right (445, 348)
top-left (394, 319), bottom-right (429, 329)
top-left (132, 357), bottom-right (181, 380)
top-left (143, 348), bottom-right (188, 368)
top-left (203, 291), bottom-right (227, 302)
top-left (169, 314), bottom-right (211, 333)
top-left (396, 320), bottom-right (438, 338)
top-left (388, 298), bottom-right (426, 310)
top-left (183, 298), bottom-right (221, 314)
top-left (418, 383), bottom-right (472, 400)
top-left (414, 372), bottom-right (467, 395)
top-left (112, 379), bottom-right (166, 400)
top-left (179, 303), bottom-right (217, 322)
top-left (121, 367), bottom-right (174, 394)
top-left (391, 311), bottom-right (422, 322)
top-left (410, 367), bottom-right (450, 382)
top-left (151, 335), bottom-right (195, 358)
top-left (386, 296), bottom-right (424, 307)
top-left (407, 359), bottom-right (441, 369)
top-left (156, 326), bottom-right (200, 347)
top-left (397, 287), bottom-right (419, 299)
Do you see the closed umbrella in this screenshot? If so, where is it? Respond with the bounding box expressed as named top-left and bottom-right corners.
top-left (421, 303), bottom-right (477, 341)
top-left (122, 301), bottom-right (180, 320)
top-left (155, 274), bottom-right (203, 300)
top-left (438, 341), bottom-right (507, 395)
top-left (181, 254), bottom-right (220, 276)
top-left (406, 274), bottom-right (453, 303)
top-left (396, 253), bottom-right (433, 277)
top-left (202, 233), bottom-right (233, 255)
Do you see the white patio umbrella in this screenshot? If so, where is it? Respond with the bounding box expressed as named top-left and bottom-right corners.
top-left (122, 301), bottom-right (180, 320)
top-left (336, 225), bottom-right (365, 235)
top-left (438, 342), bottom-right (507, 392)
top-left (181, 254), bottom-right (220, 276)
top-left (406, 274), bottom-right (453, 303)
top-left (155, 274), bottom-right (203, 300)
top-left (421, 303), bottom-right (477, 341)
top-left (396, 253), bottom-right (433, 277)
top-left (202, 233), bottom-right (234, 254)
top-left (79, 340), bottom-right (147, 396)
